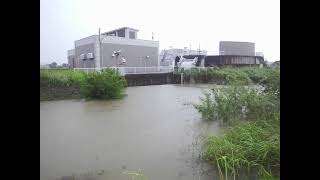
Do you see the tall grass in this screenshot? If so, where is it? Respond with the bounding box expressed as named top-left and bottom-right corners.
top-left (194, 69), bottom-right (280, 179)
top-left (194, 85), bottom-right (279, 125)
top-left (203, 117), bottom-right (280, 179)
top-left (174, 67), bottom-right (279, 86)
top-left (40, 69), bottom-right (127, 100)
top-left (40, 69), bottom-right (85, 87)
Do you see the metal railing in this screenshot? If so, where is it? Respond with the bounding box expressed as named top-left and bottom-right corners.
top-left (73, 66), bottom-right (175, 75)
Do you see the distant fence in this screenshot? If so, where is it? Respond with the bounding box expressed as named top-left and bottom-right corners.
top-left (73, 66), bottom-right (174, 75)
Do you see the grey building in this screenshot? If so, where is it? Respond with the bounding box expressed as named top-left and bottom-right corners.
top-left (172, 41), bottom-right (264, 68)
top-left (67, 49), bottom-right (75, 68)
top-left (219, 41), bottom-right (255, 56)
top-left (204, 55), bottom-right (264, 67)
top-left (68, 27), bottom-right (159, 68)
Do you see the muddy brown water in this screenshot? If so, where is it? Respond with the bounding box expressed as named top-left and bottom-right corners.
top-left (40, 84), bottom-right (221, 180)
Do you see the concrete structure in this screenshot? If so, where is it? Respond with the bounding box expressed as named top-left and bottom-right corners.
top-left (68, 27), bottom-right (159, 68)
top-left (204, 55), bottom-right (264, 67)
top-left (159, 47), bottom-right (207, 66)
top-left (67, 49), bottom-right (75, 68)
top-left (167, 41), bottom-right (264, 68)
top-left (219, 41), bottom-right (255, 56)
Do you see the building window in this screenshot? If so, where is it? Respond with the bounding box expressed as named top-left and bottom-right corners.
top-left (129, 31), bottom-right (136, 39)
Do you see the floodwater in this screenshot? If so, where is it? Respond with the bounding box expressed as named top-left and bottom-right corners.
top-left (40, 84), bottom-right (221, 180)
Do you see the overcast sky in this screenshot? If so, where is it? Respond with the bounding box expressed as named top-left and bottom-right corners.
top-left (40, 0), bottom-right (280, 65)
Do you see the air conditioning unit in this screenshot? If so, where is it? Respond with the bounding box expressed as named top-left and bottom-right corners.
top-left (87, 53), bottom-right (94, 59)
top-left (80, 54), bottom-right (86, 60)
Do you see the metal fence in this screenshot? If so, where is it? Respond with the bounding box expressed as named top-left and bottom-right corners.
top-left (73, 66), bottom-right (175, 75)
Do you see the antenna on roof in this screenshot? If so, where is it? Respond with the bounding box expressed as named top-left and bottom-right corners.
top-left (152, 32), bottom-right (154, 40)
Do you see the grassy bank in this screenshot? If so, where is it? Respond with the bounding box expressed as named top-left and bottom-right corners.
top-left (40, 69), bottom-right (126, 101)
top-left (194, 69), bottom-right (280, 179)
top-left (175, 67), bottom-right (279, 86)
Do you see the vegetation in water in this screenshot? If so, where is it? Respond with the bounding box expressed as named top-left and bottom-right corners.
top-left (80, 69), bottom-right (126, 99)
top-left (194, 85), bottom-right (279, 125)
top-left (203, 117), bottom-right (280, 179)
top-left (194, 69), bottom-right (280, 179)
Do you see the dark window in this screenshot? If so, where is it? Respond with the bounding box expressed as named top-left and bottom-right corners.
top-left (129, 31), bottom-right (136, 39)
top-left (117, 29), bottom-right (125, 37)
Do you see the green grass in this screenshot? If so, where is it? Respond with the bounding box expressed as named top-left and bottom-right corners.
top-left (194, 69), bottom-right (280, 179)
top-left (40, 69), bottom-right (127, 100)
top-left (194, 85), bottom-right (279, 125)
top-left (203, 117), bottom-right (279, 179)
top-left (40, 69), bottom-right (85, 87)
top-left (174, 67), bottom-right (279, 86)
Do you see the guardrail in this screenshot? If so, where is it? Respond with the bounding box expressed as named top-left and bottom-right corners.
top-left (73, 66), bottom-right (175, 75)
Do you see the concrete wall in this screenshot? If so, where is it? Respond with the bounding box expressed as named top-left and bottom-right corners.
top-left (67, 49), bottom-right (75, 68)
top-left (72, 33), bottom-right (158, 68)
top-left (68, 55), bottom-right (75, 68)
top-left (219, 41), bottom-right (255, 56)
top-left (74, 43), bottom-right (96, 68)
top-left (101, 43), bottom-right (158, 67)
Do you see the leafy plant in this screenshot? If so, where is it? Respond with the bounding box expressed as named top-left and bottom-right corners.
top-left (79, 69), bottom-right (126, 100)
top-left (194, 85), bottom-right (279, 125)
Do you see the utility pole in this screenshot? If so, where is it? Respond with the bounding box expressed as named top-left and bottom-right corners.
top-left (99, 28), bottom-right (102, 70)
top-left (152, 32), bottom-right (154, 40)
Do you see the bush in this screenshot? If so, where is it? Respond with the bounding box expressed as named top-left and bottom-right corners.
top-left (80, 69), bottom-right (126, 100)
top-left (194, 72), bottom-right (280, 179)
top-left (193, 92), bottom-right (216, 121)
top-left (260, 69), bottom-right (280, 97)
top-left (194, 85), bottom-right (279, 125)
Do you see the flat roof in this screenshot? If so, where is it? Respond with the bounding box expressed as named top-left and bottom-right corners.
top-left (102, 27), bottom-right (139, 35)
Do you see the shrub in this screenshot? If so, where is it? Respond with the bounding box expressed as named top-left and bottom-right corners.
top-left (194, 71), bottom-right (280, 178)
top-left (80, 69), bottom-right (126, 100)
top-left (260, 69), bottom-right (280, 97)
top-left (193, 92), bottom-right (216, 121)
top-left (194, 85), bottom-right (279, 125)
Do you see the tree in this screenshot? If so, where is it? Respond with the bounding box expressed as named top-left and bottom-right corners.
top-left (49, 62), bottom-right (57, 69)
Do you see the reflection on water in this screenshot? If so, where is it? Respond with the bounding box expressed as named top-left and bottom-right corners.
top-left (40, 84), bottom-right (220, 180)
